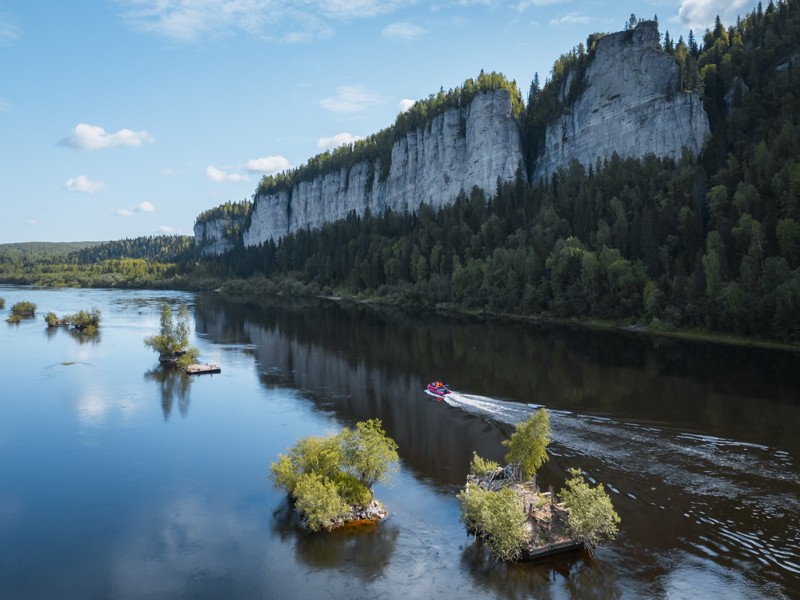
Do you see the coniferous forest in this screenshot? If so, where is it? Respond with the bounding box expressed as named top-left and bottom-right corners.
top-left (192, 2), bottom-right (800, 343)
top-left (2, 2), bottom-right (799, 343)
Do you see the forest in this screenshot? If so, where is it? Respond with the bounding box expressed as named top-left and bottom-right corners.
top-left (2, 2), bottom-right (798, 344)
top-left (192, 2), bottom-right (800, 343)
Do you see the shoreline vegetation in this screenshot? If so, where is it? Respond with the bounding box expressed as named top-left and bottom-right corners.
top-left (3, 4), bottom-right (800, 350)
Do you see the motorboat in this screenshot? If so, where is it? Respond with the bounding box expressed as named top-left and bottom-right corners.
top-left (426, 381), bottom-right (451, 397)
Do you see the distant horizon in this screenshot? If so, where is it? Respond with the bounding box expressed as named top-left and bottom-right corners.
top-left (0, 0), bottom-right (759, 244)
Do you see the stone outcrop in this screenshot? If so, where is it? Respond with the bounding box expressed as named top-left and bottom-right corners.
top-left (243, 89), bottom-right (524, 247)
top-left (530, 21), bottom-right (710, 182)
top-left (193, 216), bottom-right (242, 255)
top-left (197, 21), bottom-right (711, 252)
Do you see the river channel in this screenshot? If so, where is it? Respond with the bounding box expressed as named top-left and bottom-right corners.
top-left (0, 285), bottom-right (798, 599)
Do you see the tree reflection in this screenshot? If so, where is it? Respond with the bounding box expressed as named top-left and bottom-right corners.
top-left (144, 366), bottom-right (192, 419)
top-left (461, 539), bottom-right (618, 599)
top-left (270, 497), bottom-right (398, 581)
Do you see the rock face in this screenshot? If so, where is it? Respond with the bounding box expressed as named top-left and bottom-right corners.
top-left (194, 217), bottom-right (241, 255)
top-left (530, 21), bottom-right (710, 182)
top-left (198, 22), bottom-right (711, 252)
top-left (243, 89), bottom-right (524, 247)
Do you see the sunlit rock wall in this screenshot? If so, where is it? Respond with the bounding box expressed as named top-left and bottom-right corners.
top-left (530, 21), bottom-right (710, 182)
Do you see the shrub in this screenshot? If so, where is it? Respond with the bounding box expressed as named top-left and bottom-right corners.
top-left (469, 452), bottom-right (501, 478)
top-left (293, 472), bottom-right (351, 532)
top-left (560, 468), bottom-right (620, 549)
top-left (457, 482), bottom-right (528, 561)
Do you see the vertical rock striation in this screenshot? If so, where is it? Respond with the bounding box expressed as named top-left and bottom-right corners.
top-left (531, 21), bottom-right (709, 182)
top-left (243, 89), bottom-right (524, 247)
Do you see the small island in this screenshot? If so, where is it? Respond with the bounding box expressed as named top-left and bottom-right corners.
top-left (7, 301), bottom-right (36, 324)
top-left (45, 308), bottom-right (101, 336)
top-left (143, 303), bottom-right (218, 374)
top-left (269, 419), bottom-right (398, 531)
top-left (458, 408), bottom-right (619, 562)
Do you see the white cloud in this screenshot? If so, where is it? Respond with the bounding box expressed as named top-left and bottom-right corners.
top-left (157, 225), bottom-right (177, 234)
top-left (317, 133), bottom-right (363, 150)
top-left (320, 85), bottom-right (382, 113)
top-left (0, 98), bottom-right (10, 112)
top-left (517, 0), bottom-right (568, 10)
top-left (25, 218), bottom-right (37, 226)
top-left (59, 123), bottom-right (155, 151)
top-left (118, 0), bottom-right (414, 43)
top-left (550, 13), bottom-right (592, 27)
top-left (64, 175), bottom-right (107, 194)
top-left (0, 13), bottom-right (18, 47)
top-left (117, 201), bottom-right (156, 217)
top-left (205, 165), bottom-right (248, 183)
top-left (677, 0), bottom-right (757, 31)
top-left (244, 155), bottom-right (290, 174)
top-left (398, 98), bottom-right (416, 113)
top-left (383, 21), bottom-right (427, 40)
top-left (160, 167), bottom-right (182, 175)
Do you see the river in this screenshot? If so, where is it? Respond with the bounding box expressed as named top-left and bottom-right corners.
top-left (0, 286), bottom-right (798, 599)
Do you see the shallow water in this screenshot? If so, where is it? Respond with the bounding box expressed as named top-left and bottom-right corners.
top-left (0, 286), bottom-right (798, 599)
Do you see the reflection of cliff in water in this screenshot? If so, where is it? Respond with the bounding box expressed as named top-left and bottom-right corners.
top-left (193, 294), bottom-right (800, 463)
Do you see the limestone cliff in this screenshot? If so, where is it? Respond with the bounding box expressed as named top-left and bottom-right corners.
top-left (530, 21), bottom-right (709, 182)
top-left (243, 89), bottom-right (524, 247)
top-left (193, 216), bottom-right (242, 255)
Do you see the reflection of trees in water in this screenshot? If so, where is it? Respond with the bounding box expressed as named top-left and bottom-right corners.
top-left (144, 367), bottom-right (192, 419)
top-left (43, 325), bottom-right (102, 344)
top-left (461, 541), bottom-right (618, 599)
top-left (270, 497), bottom-right (398, 580)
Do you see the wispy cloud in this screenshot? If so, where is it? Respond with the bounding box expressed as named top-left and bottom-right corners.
top-left (64, 175), bottom-right (107, 194)
top-left (517, 0), bottom-right (569, 10)
top-left (549, 13), bottom-right (593, 27)
top-left (398, 98), bottom-right (416, 113)
top-left (0, 97), bottom-right (10, 112)
top-left (116, 201), bottom-right (155, 217)
top-left (677, 0), bottom-right (757, 31)
top-left (317, 133), bottom-right (363, 150)
top-left (59, 123), bottom-right (155, 151)
top-left (244, 155), bottom-right (290, 174)
top-left (320, 85), bottom-right (382, 114)
top-left (157, 225), bottom-right (177, 234)
top-left (383, 21), bottom-right (427, 40)
top-left (117, 0), bottom-right (415, 43)
top-left (0, 12), bottom-right (18, 47)
top-left (206, 155), bottom-right (290, 182)
top-left (205, 165), bottom-right (248, 183)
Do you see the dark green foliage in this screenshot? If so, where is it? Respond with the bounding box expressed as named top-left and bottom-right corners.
top-left (0, 235), bottom-right (193, 288)
top-left (192, 2), bottom-right (800, 344)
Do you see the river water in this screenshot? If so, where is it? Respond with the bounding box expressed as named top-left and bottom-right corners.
top-left (0, 286), bottom-right (798, 599)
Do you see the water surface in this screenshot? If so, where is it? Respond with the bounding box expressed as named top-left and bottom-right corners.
top-left (1, 286), bottom-right (798, 599)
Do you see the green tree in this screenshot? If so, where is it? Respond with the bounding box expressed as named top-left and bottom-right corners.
top-left (143, 303), bottom-right (199, 367)
top-left (340, 418), bottom-right (399, 491)
top-left (502, 408), bottom-right (551, 481)
top-left (560, 468), bottom-right (620, 549)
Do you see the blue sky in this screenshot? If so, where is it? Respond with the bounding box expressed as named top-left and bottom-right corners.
top-left (0, 0), bottom-right (758, 244)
